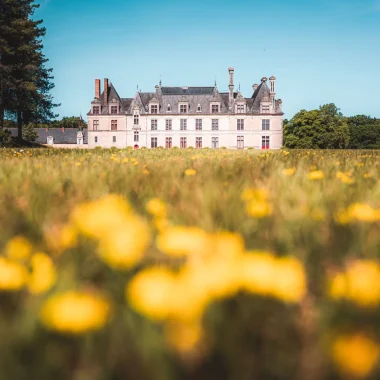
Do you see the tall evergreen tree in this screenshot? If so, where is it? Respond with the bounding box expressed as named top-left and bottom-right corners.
top-left (0, 0), bottom-right (58, 139)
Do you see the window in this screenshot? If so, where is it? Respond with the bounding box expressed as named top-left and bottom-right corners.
top-left (165, 137), bottom-right (172, 148)
top-left (237, 136), bottom-right (244, 149)
top-left (237, 104), bottom-right (245, 113)
top-left (196, 119), bottom-right (202, 130)
top-left (211, 104), bottom-right (219, 113)
top-left (111, 120), bottom-right (117, 131)
top-left (134, 131), bottom-right (139, 142)
top-left (212, 137), bottom-right (219, 149)
top-left (212, 119), bottom-right (219, 130)
top-left (167, 104), bottom-right (171, 112)
top-left (180, 119), bottom-right (187, 130)
top-left (180, 137), bottom-right (187, 148)
top-left (93, 120), bottom-right (99, 131)
top-left (134, 115), bottom-right (139, 125)
top-left (111, 105), bottom-right (118, 114)
top-left (113, 136), bottom-right (116, 143)
top-left (151, 105), bottom-right (158, 114)
top-left (95, 136), bottom-right (98, 143)
top-left (197, 104), bottom-right (202, 112)
top-left (180, 104), bottom-right (188, 114)
top-left (151, 119), bottom-right (158, 130)
top-left (262, 105), bottom-right (270, 113)
top-left (93, 106), bottom-right (100, 115)
top-left (196, 137), bottom-right (202, 148)
top-left (262, 136), bottom-right (270, 150)
top-left (166, 119), bottom-right (172, 130)
top-left (237, 119), bottom-right (244, 130)
top-left (151, 137), bottom-right (157, 148)
top-left (262, 119), bottom-right (270, 130)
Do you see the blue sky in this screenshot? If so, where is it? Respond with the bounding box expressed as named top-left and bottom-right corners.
top-left (36, 0), bottom-right (380, 119)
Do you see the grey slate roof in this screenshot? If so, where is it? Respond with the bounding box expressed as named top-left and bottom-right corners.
top-left (8, 128), bottom-right (88, 144)
top-left (161, 87), bottom-right (214, 95)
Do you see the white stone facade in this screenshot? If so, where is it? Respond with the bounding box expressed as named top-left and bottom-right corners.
top-left (87, 69), bottom-right (284, 149)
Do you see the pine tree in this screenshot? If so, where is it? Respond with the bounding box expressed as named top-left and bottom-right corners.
top-left (22, 122), bottom-right (38, 142)
top-left (0, 0), bottom-right (58, 141)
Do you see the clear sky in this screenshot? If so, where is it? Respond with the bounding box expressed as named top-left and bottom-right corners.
top-left (35, 0), bottom-right (380, 119)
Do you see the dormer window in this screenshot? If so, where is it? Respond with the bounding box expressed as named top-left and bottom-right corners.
top-left (180, 104), bottom-right (188, 114)
top-left (197, 104), bottom-right (202, 112)
top-left (150, 105), bottom-right (158, 114)
top-left (167, 104), bottom-right (172, 112)
top-left (261, 105), bottom-right (270, 114)
top-left (111, 105), bottom-right (118, 114)
top-left (211, 104), bottom-right (219, 114)
top-left (93, 106), bottom-right (100, 115)
top-left (236, 104), bottom-right (245, 113)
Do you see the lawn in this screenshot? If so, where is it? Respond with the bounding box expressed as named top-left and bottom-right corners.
top-left (0, 147), bottom-right (380, 380)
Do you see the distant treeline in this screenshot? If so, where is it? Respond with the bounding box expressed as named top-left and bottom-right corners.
top-left (4, 116), bottom-right (88, 130)
top-left (284, 104), bottom-right (380, 149)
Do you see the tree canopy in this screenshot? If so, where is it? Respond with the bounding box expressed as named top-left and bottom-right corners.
top-left (346, 115), bottom-right (380, 149)
top-left (283, 104), bottom-right (350, 149)
top-left (0, 0), bottom-right (58, 139)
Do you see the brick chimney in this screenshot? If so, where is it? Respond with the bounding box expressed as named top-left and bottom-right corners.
top-left (228, 67), bottom-right (234, 110)
top-left (104, 78), bottom-right (109, 104)
top-left (95, 79), bottom-right (101, 99)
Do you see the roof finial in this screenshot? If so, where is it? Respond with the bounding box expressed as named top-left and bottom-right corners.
top-left (159, 74), bottom-right (162, 87)
top-left (239, 82), bottom-right (241, 92)
top-left (136, 84), bottom-right (138, 91)
top-left (214, 75), bottom-right (217, 87)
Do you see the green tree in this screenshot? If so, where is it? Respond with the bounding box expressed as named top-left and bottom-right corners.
top-left (60, 116), bottom-right (88, 129)
top-left (346, 115), bottom-right (380, 149)
top-left (284, 104), bottom-right (349, 149)
top-left (22, 122), bottom-right (38, 142)
top-left (0, 0), bottom-right (58, 140)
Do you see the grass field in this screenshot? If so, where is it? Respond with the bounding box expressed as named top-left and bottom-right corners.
top-left (1, 147), bottom-right (380, 380)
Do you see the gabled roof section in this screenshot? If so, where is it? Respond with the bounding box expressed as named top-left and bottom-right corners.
top-left (108, 83), bottom-right (122, 104)
top-left (251, 82), bottom-right (271, 113)
top-left (161, 87), bottom-right (214, 95)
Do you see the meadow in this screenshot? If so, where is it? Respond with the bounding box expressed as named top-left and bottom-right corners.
top-left (1, 146), bottom-right (380, 380)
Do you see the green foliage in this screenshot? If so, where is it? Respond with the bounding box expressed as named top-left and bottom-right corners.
top-left (0, 129), bottom-right (12, 147)
top-left (0, 0), bottom-right (58, 135)
top-left (284, 104), bottom-right (350, 149)
top-left (22, 123), bottom-right (38, 142)
top-left (346, 115), bottom-right (380, 149)
top-left (0, 149), bottom-right (379, 379)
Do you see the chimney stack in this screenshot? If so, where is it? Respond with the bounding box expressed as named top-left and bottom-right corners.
top-left (269, 76), bottom-right (276, 94)
top-left (228, 67), bottom-right (234, 106)
top-left (95, 79), bottom-right (101, 99)
top-left (104, 78), bottom-right (109, 104)
top-left (253, 84), bottom-right (259, 92)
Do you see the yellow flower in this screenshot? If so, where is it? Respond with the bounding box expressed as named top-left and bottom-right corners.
top-left (156, 226), bottom-right (210, 257)
top-left (71, 194), bottom-right (132, 240)
top-left (328, 272), bottom-right (347, 299)
top-left (0, 257), bottom-right (28, 291)
top-left (308, 170), bottom-right (324, 180)
top-left (40, 291), bottom-right (110, 334)
top-left (332, 334), bottom-right (380, 378)
top-left (5, 236), bottom-right (32, 261)
top-left (184, 169), bottom-right (197, 176)
top-left (165, 320), bottom-right (203, 353)
top-left (271, 257), bottom-right (307, 302)
top-left (241, 188), bottom-right (269, 202)
top-left (127, 267), bottom-right (176, 322)
top-left (348, 203), bottom-right (380, 223)
top-left (282, 167), bottom-right (296, 176)
top-left (27, 253), bottom-right (57, 294)
top-left (146, 198), bottom-right (166, 218)
top-left (246, 200), bottom-right (272, 218)
top-left (97, 215), bottom-right (150, 269)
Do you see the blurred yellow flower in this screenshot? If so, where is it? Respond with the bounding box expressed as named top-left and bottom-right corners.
top-left (27, 253), bottom-right (57, 294)
top-left (246, 200), bottom-right (272, 218)
top-left (332, 334), bottom-right (380, 378)
top-left (0, 257), bottom-right (27, 291)
top-left (40, 291), bottom-right (110, 334)
top-left (308, 170), bottom-right (324, 180)
top-left (156, 226), bottom-right (210, 257)
top-left (97, 215), bottom-right (150, 269)
top-left (165, 320), bottom-right (203, 353)
top-left (282, 167), bottom-right (296, 176)
top-left (127, 267), bottom-right (176, 321)
top-left (146, 198), bottom-right (166, 218)
top-left (71, 194), bottom-right (132, 239)
top-left (5, 236), bottom-right (32, 261)
top-left (184, 169), bottom-right (197, 176)
top-left (241, 188), bottom-right (269, 202)
top-left (336, 203), bottom-right (380, 224)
